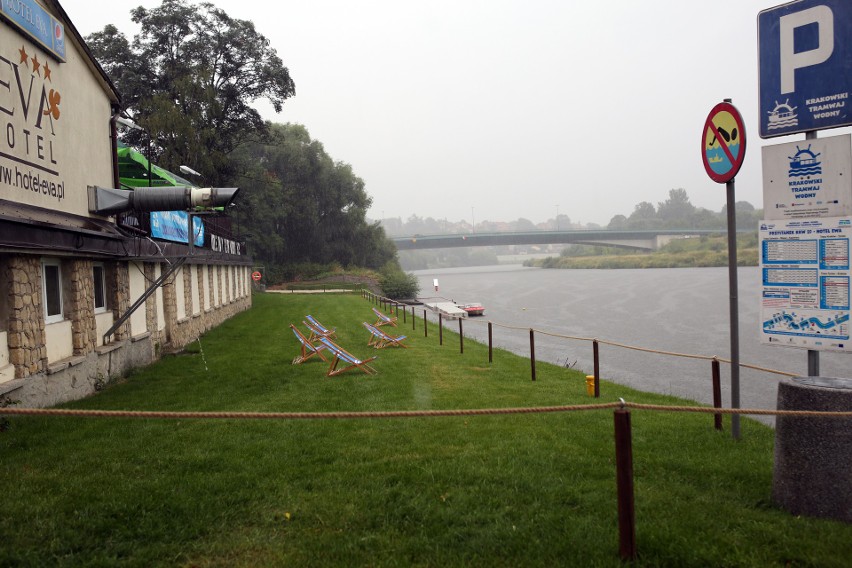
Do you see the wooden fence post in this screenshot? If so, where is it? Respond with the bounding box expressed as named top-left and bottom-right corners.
top-left (593, 340), bottom-right (601, 398)
top-left (614, 408), bottom-right (637, 561)
top-left (712, 358), bottom-right (723, 431)
top-left (530, 329), bottom-right (536, 381)
top-left (488, 322), bottom-right (493, 364)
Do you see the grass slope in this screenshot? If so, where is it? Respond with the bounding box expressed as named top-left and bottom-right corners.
top-left (1, 293), bottom-right (849, 567)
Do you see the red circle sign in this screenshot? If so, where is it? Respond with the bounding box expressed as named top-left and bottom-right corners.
top-left (702, 101), bottom-right (747, 183)
top-left (251, 271), bottom-right (262, 281)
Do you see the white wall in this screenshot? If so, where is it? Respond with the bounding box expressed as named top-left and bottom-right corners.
top-left (128, 262), bottom-right (147, 337)
top-left (95, 312), bottom-right (113, 347)
top-left (45, 321), bottom-right (73, 362)
top-left (175, 266), bottom-right (186, 319)
top-left (190, 265), bottom-right (200, 315)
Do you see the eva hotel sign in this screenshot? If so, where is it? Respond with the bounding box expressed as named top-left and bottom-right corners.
top-left (0, 0), bottom-right (116, 218)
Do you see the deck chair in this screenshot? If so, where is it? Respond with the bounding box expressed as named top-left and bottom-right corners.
top-left (304, 315), bottom-right (337, 341)
top-left (290, 324), bottom-right (329, 365)
top-left (317, 336), bottom-right (378, 376)
top-left (371, 306), bottom-right (398, 327)
top-left (363, 322), bottom-right (408, 349)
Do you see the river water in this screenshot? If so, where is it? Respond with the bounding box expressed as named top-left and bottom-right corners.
top-left (412, 265), bottom-right (852, 425)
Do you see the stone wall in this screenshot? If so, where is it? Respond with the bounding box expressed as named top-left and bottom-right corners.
top-left (69, 260), bottom-right (96, 355)
top-left (1, 254), bottom-right (251, 407)
top-left (4, 257), bottom-right (46, 378)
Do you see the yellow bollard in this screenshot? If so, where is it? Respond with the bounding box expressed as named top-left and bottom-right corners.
top-left (585, 375), bottom-right (595, 396)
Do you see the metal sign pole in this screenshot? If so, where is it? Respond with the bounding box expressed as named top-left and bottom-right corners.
top-left (703, 98), bottom-right (746, 441)
top-left (726, 179), bottom-right (741, 440)
top-left (805, 130), bottom-right (820, 377)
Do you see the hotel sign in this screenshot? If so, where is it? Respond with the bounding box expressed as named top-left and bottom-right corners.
top-left (1, 0), bottom-right (66, 62)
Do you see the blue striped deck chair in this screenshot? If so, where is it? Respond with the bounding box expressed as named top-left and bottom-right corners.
top-left (290, 324), bottom-right (329, 365)
top-left (363, 322), bottom-right (408, 349)
top-left (371, 307), bottom-right (398, 327)
top-left (304, 315), bottom-right (337, 342)
top-left (317, 337), bottom-right (378, 376)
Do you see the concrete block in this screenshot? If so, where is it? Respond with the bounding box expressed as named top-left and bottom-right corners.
top-left (772, 377), bottom-right (852, 523)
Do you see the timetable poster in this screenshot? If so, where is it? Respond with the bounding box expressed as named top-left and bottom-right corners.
top-left (760, 217), bottom-right (852, 351)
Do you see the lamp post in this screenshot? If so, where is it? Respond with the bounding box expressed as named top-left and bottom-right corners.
top-left (471, 207), bottom-right (475, 233)
top-left (555, 205), bottom-right (560, 231)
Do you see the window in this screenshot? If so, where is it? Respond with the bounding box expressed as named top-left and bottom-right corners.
top-left (93, 263), bottom-right (107, 312)
top-left (42, 259), bottom-right (63, 323)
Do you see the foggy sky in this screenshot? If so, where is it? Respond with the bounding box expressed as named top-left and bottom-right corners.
top-left (59, 0), bottom-right (852, 226)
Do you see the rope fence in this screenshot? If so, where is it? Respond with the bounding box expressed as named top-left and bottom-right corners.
top-left (4, 401), bottom-right (851, 420)
top-left (364, 291), bottom-right (801, 379)
top-left (362, 291), bottom-right (820, 437)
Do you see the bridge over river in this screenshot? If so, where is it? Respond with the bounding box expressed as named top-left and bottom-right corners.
top-left (391, 228), bottom-right (743, 251)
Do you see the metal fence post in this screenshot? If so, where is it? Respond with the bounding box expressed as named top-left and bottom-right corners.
top-left (459, 318), bottom-right (464, 354)
top-left (439, 313), bottom-right (443, 345)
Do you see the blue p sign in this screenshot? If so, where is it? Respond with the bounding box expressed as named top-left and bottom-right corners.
top-left (758, 0), bottom-right (852, 138)
top-left (779, 5), bottom-right (834, 94)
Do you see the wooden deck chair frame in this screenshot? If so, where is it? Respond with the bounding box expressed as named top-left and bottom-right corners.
top-left (304, 315), bottom-right (337, 341)
top-left (290, 324), bottom-right (329, 364)
top-left (318, 337), bottom-right (378, 376)
top-left (371, 306), bottom-right (398, 327)
top-left (303, 319), bottom-right (332, 343)
top-left (363, 322), bottom-right (408, 349)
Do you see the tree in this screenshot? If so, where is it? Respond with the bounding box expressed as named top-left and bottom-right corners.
top-left (657, 188), bottom-right (695, 225)
top-left (232, 123), bottom-right (397, 272)
top-left (86, 0), bottom-right (295, 185)
top-left (608, 214), bottom-right (628, 229)
top-left (627, 201), bottom-right (658, 228)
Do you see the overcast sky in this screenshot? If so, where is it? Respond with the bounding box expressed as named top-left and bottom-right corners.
top-left (59, 0), bottom-right (851, 226)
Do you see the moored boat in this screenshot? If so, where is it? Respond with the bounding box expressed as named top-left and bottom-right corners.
top-left (457, 302), bottom-right (485, 316)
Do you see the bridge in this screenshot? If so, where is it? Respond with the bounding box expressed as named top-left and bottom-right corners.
top-left (391, 229), bottom-right (738, 251)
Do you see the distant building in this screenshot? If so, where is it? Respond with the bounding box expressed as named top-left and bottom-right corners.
top-left (1, 0), bottom-right (251, 407)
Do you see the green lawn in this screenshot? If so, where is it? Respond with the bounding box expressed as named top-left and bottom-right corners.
top-left (1, 293), bottom-right (849, 567)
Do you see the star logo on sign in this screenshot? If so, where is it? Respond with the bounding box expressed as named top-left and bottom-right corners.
top-left (43, 62), bottom-right (52, 81)
top-left (31, 54), bottom-right (41, 76)
top-left (18, 46), bottom-right (29, 67)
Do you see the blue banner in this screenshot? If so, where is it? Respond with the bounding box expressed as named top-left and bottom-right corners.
top-left (1, 0), bottom-right (66, 61)
top-left (150, 211), bottom-right (204, 246)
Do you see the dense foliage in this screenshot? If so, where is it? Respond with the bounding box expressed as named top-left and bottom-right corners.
top-left (87, 0), bottom-right (295, 185)
top-left (230, 124), bottom-right (398, 275)
top-left (86, 1), bottom-right (401, 281)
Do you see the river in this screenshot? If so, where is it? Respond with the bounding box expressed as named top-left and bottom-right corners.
top-left (411, 265), bottom-right (852, 426)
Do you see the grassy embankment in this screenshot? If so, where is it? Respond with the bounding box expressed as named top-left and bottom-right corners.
top-left (527, 233), bottom-right (759, 269)
top-left (1, 292), bottom-right (850, 566)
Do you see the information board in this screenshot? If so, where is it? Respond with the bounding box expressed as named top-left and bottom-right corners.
top-left (762, 134), bottom-right (852, 220)
top-left (760, 216), bottom-right (852, 351)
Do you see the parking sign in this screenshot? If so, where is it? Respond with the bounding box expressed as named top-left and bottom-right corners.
top-left (758, 0), bottom-right (852, 138)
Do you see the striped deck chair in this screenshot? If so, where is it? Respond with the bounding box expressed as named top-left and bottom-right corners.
top-left (304, 315), bottom-right (336, 342)
top-left (363, 322), bottom-right (408, 349)
top-left (289, 324), bottom-right (329, 365)
top-left (317, 337), bottom-right (378, 376)
top-left (371, 307), bottom-right (398, 327)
